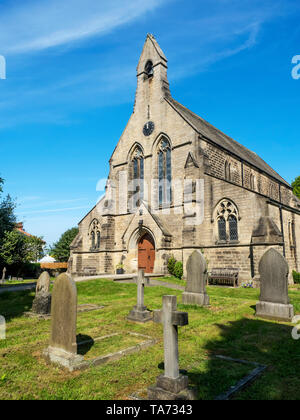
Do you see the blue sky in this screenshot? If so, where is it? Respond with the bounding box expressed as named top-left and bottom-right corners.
top-left (0, 0), bottom-right (299, 245)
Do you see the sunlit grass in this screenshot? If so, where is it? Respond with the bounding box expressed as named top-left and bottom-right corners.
top-left (0, 278), bottom-right (299, 400)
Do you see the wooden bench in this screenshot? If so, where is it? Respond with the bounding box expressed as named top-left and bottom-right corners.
top-left (208, 268), bottom-right (239, 287)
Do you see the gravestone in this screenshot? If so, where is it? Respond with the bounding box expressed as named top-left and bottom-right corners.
top-left (182, 250), bottom-right (209, 306)
top-left (127, 269), bottom-right (152, 322)
top-left (32, 272), bottom-right (51, 315)
top-left (256, 248), bottom-right (294, 322)
top-left (43, 273), bottom-right (83, 370)
top-left (1, 267), bottom-right (6, 284)
top-left (0, 315), bottom-right (5, 340)
top-left (148, 295), bottom-right (196, 400)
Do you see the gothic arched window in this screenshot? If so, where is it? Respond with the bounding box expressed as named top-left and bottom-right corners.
top-left (250, 174), bottom-right (256, 190)
top-left (228, 215), bottom-right (238, 241)
top-left (129, 145), bottom-right (144, 210)
top-left (97, 231), bottom-right (101, 249)
top-left (158, 138), bottom-right (172, 206)
top-left (90, 219), bottom-right (101, 250)
top-left (225, 161), bottom-right (231, 181)
top-left (218, 217), bottom-right (227, 241)
top-left (91, 231), bottom-right (95, 249)
top-left (215, 200), bottom-right (239, 243)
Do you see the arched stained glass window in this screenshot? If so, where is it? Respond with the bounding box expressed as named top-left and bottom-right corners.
top-left (228, 215), bottom-right (238, 241)
top-left (91, 231), bottom-right (95, 249)
top-left (215, 200), bottom-right (239, 243)
top-left (90, 219), bottom-right (101, 250)
top-left (129, 145), bottom-right (144, 210)
top-left (218, 217), bottom-right (227, 241)
top-left (158, 138), bottom-right (172, 206)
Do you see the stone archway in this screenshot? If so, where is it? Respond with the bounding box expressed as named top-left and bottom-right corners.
top-left (138, 232), bottom-right (156, 273)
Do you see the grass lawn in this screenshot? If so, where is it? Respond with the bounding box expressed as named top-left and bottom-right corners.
top-left (0, 278), bottom-right (57, 288)
top-left (0, 279), bottom-right (37, 287)
top-left (0, 278), bottom-right (300, 400)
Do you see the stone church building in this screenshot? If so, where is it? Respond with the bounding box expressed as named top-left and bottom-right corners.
top-left (68, 34), bottom-right (300, 283)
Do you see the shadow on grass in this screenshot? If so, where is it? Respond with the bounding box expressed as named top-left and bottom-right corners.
top-left (155, 317), bottom-right (298, 400)
top-left (77, 334), bottom-right (95, 356)
top-left (0, 289), bottom-right (35, 321)
top-left (192, 318), bottom-right (298, 399)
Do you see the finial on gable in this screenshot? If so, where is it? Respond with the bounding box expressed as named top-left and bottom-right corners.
top-left (137, 34), bottom-right (167, 75)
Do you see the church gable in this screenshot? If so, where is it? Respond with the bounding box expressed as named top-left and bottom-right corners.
top-left (69, 34), bottom-right (300, 282)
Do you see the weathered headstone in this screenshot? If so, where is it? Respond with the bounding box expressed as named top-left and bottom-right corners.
top-left (1, 267), bottom-right (6, 284)
top-left (256, 248), bottom-right (294, 322)
top-left (43, 273), bottom-right (83, 370)
top-left (148, 295), bottom-right (195, 400)
top-left (0, 315), bottom-right (5, 340)
top-left (127, 269), bottom-right (152, 322)
top-left (182, 250), bottom-right (210, 306)
top-left (32, 272), bottom-right (51, 315)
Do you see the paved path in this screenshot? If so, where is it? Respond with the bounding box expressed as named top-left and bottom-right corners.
top-left (0, 276), bottom-right (184, 294)
top-left (74, 274), bottom-right (185, 291)
top-left (74, 273), bottom-right (164, 283)
top-left (75, 276), bottom-right (185, 291)
top-left (0, 283), bottom-right (36, 294)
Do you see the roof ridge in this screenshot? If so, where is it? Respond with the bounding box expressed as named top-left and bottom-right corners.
top-left (167, 97), bottom-right (290, 187)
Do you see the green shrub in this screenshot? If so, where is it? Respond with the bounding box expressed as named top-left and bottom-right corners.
top-left (174, 261), bottom-right (183, 279)
top-left (167, 256), bottom-right (177, 275)
top-left (293, 270), bottom-right (300, 284)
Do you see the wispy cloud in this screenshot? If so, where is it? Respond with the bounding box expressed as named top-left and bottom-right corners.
top-left (18, 205), bottom-right (88, 215)
top-left (18, 198), bottom-right (88, 210)
top-left (167, 0), bottom-right (298, 79)
top-left (0, 0), bottom-right (166, 55)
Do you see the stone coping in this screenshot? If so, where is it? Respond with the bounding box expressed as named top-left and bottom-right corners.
top-left (214, 355), bottom-right (267, 400)
top-left (129, 355), bottom-right (267, 400)
top-left (24, 304), bottom-right (104, 320)
top-left (45, 332), bottom-right (157, 372)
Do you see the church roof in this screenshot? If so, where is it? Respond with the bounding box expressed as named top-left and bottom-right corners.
top-left (166, 97), bottom-right (291, 188)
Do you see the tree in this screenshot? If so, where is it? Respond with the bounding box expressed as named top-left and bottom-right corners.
top-left (50, 227), bottom-right (79, 262)
top-left (0, 230), bottom-right (44, 267)
top-left (0, 177), bottom-right (16, 242)
top-left (292, 176), bottom-right (300, 199)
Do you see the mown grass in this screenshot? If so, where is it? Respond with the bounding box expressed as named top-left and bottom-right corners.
top-left (153, 275), bottom-right (186, 287)
top-left (0, 278), bottom-right (300, 400)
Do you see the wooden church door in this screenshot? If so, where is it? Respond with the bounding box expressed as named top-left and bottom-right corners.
top-left (138, 233), bottom-right (155, 273)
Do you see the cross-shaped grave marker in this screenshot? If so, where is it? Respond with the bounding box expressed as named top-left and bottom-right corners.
top-left (127, 269), bottom-right (152, 323)
top-left (148, 295), bottom-right (195, 400)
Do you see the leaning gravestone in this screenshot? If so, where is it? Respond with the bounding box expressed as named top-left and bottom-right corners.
top-left (256, 248), bottom-right (294, 322)
top-left (182, 250), bottom-right (209, 306)
top-left (32, 272), bottom-right (51, 315)
top-left (127, 269), bottom-right (152, 322)
top-left (148, 295), bottom-right (196, 400)
top-left (43, 273), bottom-right (83, 371)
